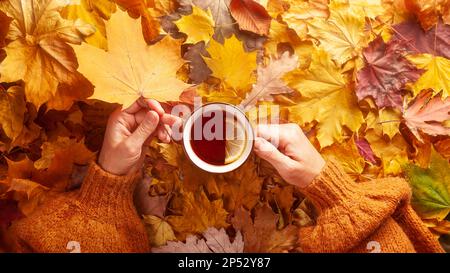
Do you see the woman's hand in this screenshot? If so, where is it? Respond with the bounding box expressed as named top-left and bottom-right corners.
top-left (253, 124), bottom-right (326, 189)
top-left (98, 98), bottom-right (179, 175)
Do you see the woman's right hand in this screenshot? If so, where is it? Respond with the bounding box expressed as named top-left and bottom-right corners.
top-left (253, 124), bottom-right (326, 189)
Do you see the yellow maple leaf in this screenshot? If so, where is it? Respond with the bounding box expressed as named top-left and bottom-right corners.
top-left (307, 1), bottom-right (366, 65)
top-left (407, 54), bottom-right (450, 98)
top-left (61, 0), bottom-right (116, 50)
top-left (203, 35), bottom-right (257, 93)
top-left (0, 86), bottom-right (26, 141)
top-left (73, 10), bottom-right (191, 108)
top-left (167, 189), bottom-right (229, 240)
top-left (175, 6), bottom-right (215, 44)
top-left (281, 0), bottom-right (329, 38)
top-left (142, 215), bottom-right (176, 247)
top-left (365, 108), bottom-right (401, 140)
top-left (285, 49), bottom-right (364, 148)
top-left (0, 0), bottom-right (95, 108)
top-left (321, 138), bottom-right (366, 179)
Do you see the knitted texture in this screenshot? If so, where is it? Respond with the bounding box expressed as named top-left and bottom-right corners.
top-left (298, 159), bottom-right (444, 253)
top-left (7, 160), bottom-right (444, 253)
top-left (9, 163), bottom-right (150, 253)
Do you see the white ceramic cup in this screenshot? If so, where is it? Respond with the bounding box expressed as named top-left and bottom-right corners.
top-left (182, 103), bottom-right (254, 173)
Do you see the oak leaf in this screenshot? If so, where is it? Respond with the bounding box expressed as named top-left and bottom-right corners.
top-left (356, 36), bottom-right (423, 109)
top-left (406, 54), bottom-right (450, 98)
top-left (403, 90), bottom-right (450, 142)
top-left (202, 35), bottom-right (257, 93)
top-left (240, 51), bottom-right (297, 109)
top-left (230, 0), bottom-right (272, 36)
top-left (286, 49), bottom-right (364, 148)
top-left (232, 205), bottom-right (298, 253)
top-left (153, 227), bottom-right (244, 253)
top-left (0, 0), bottom-right (95, 108)
top-left (403, 149), bottom-right (450, 220)
top-left (73, 10), bottom-right (191, 108)
top-left (175, 6), bottom-right (215, 44)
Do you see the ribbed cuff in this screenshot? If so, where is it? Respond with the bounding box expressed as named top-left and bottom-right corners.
top-left (301, 159), bottom-right (360, 212)
top-left (78, 162), bottom-right (140, 210)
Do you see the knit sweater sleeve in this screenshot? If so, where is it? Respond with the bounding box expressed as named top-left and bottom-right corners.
top-left (298, 159), bottom-right (444, 253)
top-left (9, 162), bottom-right (150, 253)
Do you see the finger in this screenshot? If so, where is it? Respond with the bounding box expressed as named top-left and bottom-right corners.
top-left (128, 111), bottom-right (160, 146)
top-left (256, 124), bottom-right (281, 147)
top-left (161, 114), bottom-right (182, 127)
top-left (124, 99), bottom-right (145, 114)
top-left (139, 98), bottom-right (165, 116)
top-left (253, 137), bottom-right (295, 173)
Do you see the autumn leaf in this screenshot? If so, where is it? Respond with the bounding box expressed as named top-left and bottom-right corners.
top-left (404, 149), bottom-right (450, 221)
top-left (8, 178), bottom-right (49, 216)
top-left (175, 6), bottom-right (215, 44)
top-left (167, 189), bottom-right (228, 240)
top-left (183, 42), bottom-right (212, 83)
top-left (114, 0), bottom-right (166, 44)
top-left (0, 86), bottom-right (26, 141)
top-left (153, 227), bottom-right (244, 253)
top-left (73, 10), bottom-right (191, 108)
top-left (232, 205), bottom-right (298, 252)
top-left (281, 0), bottom-right (329, 38)
top-left (392, 21), bottom-right (450, 59)
top-left (406, 54), bottom-right (450, 98)
top-left (229, 0), bottom-right (272, 36)
top-left (240, 51), bottom-right (297, 109)
top-left (143, 215), bottom-right (176, 247)
top-left (0, 10), bottom-right (11, 48)
top-left (202, 34), bottom-right (257, 93)
top-left (356, 36), bottom-right (423, 109)
top-left (322, 138), bottom-right (367, 177)
top-left (403, 90), bottom-right (450, 142)
top-left (61, 0), bottom-right (116, 50)
top-left (0, 0), bottom-right (95, 108)
top-left (286, 49), bottom-right (364, 148)
top-left (307, 2), bottom-right (366, 65)
top-left (192, 0), bottom-right (235, 42)
top-left (404, 0), bottom-right (450, 30)
top-left (355, 138), bottom-right (377, 165)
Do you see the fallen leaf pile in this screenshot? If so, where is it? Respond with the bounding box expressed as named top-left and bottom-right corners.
top-left (0, 0), bottom-right (449, 252)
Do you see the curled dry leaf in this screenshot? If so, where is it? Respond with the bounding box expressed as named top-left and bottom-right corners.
top-left (152, 227), bottom-right (244, 253)
top-left (403, 90), bottom-right (450, 143)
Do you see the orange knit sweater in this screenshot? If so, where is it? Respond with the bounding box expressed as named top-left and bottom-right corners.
top-left (7, 160), bottom-right (444, 253)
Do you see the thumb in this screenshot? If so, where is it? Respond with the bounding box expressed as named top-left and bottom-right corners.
top-left (254, 137), bottom-right (294, 174)
top-left (129, 110), bottom-right (160, 146)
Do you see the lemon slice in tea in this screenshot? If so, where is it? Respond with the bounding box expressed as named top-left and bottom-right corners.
top-left (224, 118), bottom-right (247, 164)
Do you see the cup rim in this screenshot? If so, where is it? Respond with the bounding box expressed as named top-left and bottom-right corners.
top-left (182, 102), bottom-right (254, 173)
